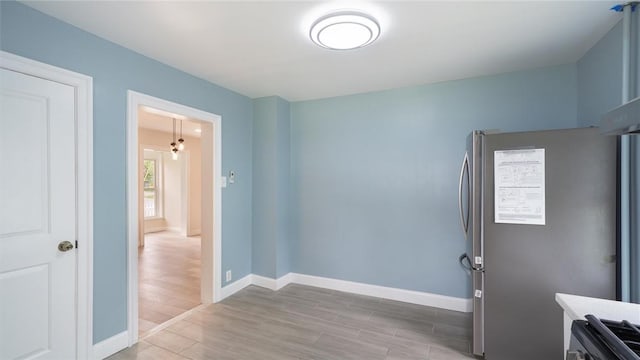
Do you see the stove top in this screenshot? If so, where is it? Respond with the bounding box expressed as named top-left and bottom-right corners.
top-left (570, 314), bottom-right (640, 360)
top-left (597, 317), bottom-right (640, 357)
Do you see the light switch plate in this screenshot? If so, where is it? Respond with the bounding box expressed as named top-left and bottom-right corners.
top-left (221, 176), bottom-right (227, 188)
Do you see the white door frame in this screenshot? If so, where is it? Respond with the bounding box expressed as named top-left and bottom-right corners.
top-left (126, 91), bottom-right (222, 345)
top-left (0, 51), bottom-right (94, 359)
top-left (180, 149), bottom-right (190, 236)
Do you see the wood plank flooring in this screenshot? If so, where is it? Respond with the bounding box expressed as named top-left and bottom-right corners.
top-left (111, 283), bottom-right (474, 360)
top-left (138, 231), bottom-right (201, 337)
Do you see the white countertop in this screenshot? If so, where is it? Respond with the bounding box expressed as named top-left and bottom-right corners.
top-left (556, 293), bottom-right (640, 323)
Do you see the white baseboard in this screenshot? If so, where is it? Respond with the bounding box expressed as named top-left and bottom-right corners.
top-left (252, 272), bottom-right (472, 313)
top-left (143, 226), bottom-right (166, 234)
top-left (251, 274), bottom-right (277, 290)
top-left (218, 272), bottom-right (471, 313)
top-left (289, 273), bottom-right (472, 313)
top-left (188, 228), bottom-right (201, 236)
top-left (219, 273), bottom-right (253, 300)
top-left (92, 330), bottom-right (128, 360)
top-left (276, 273), bottom-right (294, 290)
top-left (252, 273), bottom-right (292, 291)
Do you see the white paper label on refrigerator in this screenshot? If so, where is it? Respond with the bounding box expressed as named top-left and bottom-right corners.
top-left (494, 148), bottom-right (545, 225)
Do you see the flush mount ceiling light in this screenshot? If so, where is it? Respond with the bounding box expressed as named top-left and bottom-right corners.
top-left (310, 10), bottom-right (380, 50)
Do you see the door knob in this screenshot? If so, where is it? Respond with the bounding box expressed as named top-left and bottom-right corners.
top-left (58, 241), bottom-right (74, 252)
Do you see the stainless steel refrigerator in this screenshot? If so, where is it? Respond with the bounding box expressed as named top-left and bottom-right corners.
top-left (458, 127), bottom-right (617, 359)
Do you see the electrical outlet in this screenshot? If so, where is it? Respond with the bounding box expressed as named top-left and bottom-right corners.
top-left (226, 270), bottom-right (232, 282)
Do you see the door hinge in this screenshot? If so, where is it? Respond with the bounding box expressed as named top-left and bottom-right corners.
top-left (75, 240), bottom-right (78, 249)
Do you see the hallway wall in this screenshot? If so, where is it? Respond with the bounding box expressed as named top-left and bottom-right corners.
top-left (139, 127), bottom-right (202, 236)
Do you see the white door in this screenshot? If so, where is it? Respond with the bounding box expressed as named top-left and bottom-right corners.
top-left (0, 68), bottom-right (77, 359)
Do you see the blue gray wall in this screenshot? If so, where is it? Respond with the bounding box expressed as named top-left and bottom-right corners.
top-left (276, 98), bottom-right (292, 278)
top-left (2, 0), bottom-right (624, 345)
top-left (0, 2), bottom-right (253, 343)
top-left (290, 65), bottom-right (578, 298)
top-left (577, 22), bottom-right (623, 126)
top-left (252, 96), bottom-right (291, 278)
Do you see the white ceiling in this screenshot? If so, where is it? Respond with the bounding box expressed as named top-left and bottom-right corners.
top-left (139, 109), bottom-right (202, 138)
top-left (22, 1), bottom-right (621, 101)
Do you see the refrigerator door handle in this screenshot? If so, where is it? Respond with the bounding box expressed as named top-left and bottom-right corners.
top-left (458, 152), bottom-right (470, 237)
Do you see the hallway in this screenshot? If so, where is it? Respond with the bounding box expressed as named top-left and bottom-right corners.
top-left (138, 231), bottom-right (201, 337)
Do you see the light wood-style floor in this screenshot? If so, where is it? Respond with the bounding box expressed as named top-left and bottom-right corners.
top-left (138, 231), bottom-right (201, 337)
top-left (111, 283), bottom-right (474, 360)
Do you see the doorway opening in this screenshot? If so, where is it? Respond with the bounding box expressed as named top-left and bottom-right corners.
top-left (137, 114), bottom-right (204, 337)
top-left (127, 91), bottom-right (222, 345)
